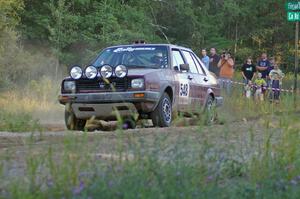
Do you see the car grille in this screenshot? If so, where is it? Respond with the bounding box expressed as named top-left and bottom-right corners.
top-left (76, 78), bottom-right (131, 93)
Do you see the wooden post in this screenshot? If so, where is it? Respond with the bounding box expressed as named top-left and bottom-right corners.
top-left (294, 21), bottom-right (299, 108)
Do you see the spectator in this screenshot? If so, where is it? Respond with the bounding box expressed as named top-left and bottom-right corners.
top-left (269, 62), bottom-right (284, 103)
top-left (256, 53), bottom-right (271, 80)
top-left (267, 57), bottom-right (275, 85)
top-left (209, 48), bottom-right (221, 77)
top-left (241, 58), bottom-right (256, 84)
top-left (254, 73), bottom-right (267, 102)
top-left (201, 49), bottom-right (209, 69)
top-left (244, 80), bottom-right (253, 99)
top-left (217, 51), bottom-right (234, 95)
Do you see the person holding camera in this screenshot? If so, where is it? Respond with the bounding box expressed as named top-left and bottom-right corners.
top-left (217, 51), bottom-right (235, 95)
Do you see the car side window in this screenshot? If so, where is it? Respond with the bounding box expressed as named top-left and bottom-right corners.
top-left (190, 53), bottom-right (205, 75)
top-left (182, 51), bottom-right (198, 74)
top-left (172, 50), bottom-right (185, 71)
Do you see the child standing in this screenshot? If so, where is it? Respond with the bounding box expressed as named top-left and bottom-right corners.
top-left (254, 73), bottom-right (267, 101)
top-left (244, 80), bottom-right (253, 99)
top-left (269, 63), bottom-right (284, 103)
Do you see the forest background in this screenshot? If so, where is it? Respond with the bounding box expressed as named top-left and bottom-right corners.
top-left (0, 0), bottom-right (296, 88)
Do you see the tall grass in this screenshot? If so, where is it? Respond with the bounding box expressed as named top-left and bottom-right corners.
top-left (0, 77), bottom-right (62, 132)
top-left (1, 119), bottom-right (299, 198)
top-left (0, 76), bottom-right (300, 198)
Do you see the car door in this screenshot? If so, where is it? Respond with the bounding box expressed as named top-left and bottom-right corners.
top-left (190, 52), bottom-right (211, 105)
top-left (171, 49), bottom-right (194, 112)
top-left (181, 50), bottom-right (204, 112)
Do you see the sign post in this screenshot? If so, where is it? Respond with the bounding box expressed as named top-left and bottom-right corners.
top-left (295, 21), bottom-right (299, 108)
top-left (286, 1), bottom-right (300, 108)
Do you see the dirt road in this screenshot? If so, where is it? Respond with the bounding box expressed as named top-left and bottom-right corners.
top-left (0, 117), bottom-right (279, 154)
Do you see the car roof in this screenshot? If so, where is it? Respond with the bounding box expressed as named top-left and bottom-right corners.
top-left (106, 44), bottom-right (192, 52)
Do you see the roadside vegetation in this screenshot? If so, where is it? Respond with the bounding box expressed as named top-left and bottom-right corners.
top-left (0, 78), bottom-right (61, 132)
top-left (1, 74), bottom-right (300, 198)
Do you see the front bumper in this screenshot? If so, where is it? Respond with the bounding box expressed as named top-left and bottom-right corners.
top-left (58, 91), bottom-right (161, 120)
top-left (58, 91), bottom-right (160, 104)
top-left (215, 96), bottom-right (223, 107)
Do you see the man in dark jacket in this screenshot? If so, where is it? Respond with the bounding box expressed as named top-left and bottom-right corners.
top-left (209, 48), bottom-right (221, 77)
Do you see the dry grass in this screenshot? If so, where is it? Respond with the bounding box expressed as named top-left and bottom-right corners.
top-left (0, 77), bottom-right (63, 132)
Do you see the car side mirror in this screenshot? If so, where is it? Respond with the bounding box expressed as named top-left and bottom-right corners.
top-left (179, 64), bottom-right (189, 72)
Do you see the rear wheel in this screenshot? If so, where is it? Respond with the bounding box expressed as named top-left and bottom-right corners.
top-left (151, 93), bottom-right (172, 127)
top-left (65, 105), bottom-right (86, 131)
top-left (204, 95), bottom-right (218, 125)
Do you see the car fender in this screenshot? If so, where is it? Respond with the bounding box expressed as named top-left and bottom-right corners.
top-left (151, 82), bottom-right (175, 111)
top-left (203, 88), bottom-right (215, 110)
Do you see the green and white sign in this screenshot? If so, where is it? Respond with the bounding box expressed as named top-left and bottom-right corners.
top-left (286, 2), bottom-right (300, 11)
top-left (287, 11), bottom-right (300, 21)
top-left (285, 2), bottom-right (299, 105)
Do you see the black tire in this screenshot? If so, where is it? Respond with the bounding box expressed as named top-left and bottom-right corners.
top-left (151, 93), bottom-right (172, 127)
top-left (204, 95), bottom-right (218, 125)
top-left (65, 105), bottom-right (86, 131)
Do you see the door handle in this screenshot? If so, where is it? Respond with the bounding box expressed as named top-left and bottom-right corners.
top-left (188, 75), bottom-right (193, 80)
top-left (203, 77), bottom-right (209, 82)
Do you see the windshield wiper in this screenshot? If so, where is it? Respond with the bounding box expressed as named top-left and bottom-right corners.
top-left (126, 65), bottom-right (160, 69)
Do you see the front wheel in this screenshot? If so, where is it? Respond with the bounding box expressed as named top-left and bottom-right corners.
top-left (151, 93), bottom-right (172, 127)
top-left (65, 105), bottom-right (86, 131)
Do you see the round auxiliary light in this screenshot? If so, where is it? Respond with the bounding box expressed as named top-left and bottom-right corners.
top-left (85, 65), bottom-right (98, 79)
top-left (100, 65), bottom-right (113, 78)
top-left (115, 65), bottom-right (128, 78)
top-left (70, 66), bottom-right (82, 80)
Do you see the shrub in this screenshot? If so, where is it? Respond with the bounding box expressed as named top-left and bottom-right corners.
top-left (0, 110), bottom-right (42, 132)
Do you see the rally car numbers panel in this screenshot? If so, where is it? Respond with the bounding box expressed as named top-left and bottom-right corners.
top-left (179, 80), bottom-right (189, 97)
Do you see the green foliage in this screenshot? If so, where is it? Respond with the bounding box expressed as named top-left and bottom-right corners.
top-left (0, 0), bottom-right (60, 89)
top-left (0, 0), bottom-right (23, 30)
top-left (0, 110), bottom-right (41, 132)
top-left (19, 0), bottom-right (163, 64)
top-left (235, 47), bottom-right (256, 63)
top-left (16, 0), bottom-right (297, 70)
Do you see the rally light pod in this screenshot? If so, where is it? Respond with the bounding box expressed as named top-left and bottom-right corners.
top-left (85, 65), bottom-right (98, 79)
top-left (100, 65), bottom-right (113, 78)
top-left (70, 65), bottom-right (83, 80)
top-left (115, 65), bottom-right (128, 78)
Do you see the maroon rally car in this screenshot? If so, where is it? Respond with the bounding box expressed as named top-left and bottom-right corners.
top-left (59, 44), bottom-right (223, 130)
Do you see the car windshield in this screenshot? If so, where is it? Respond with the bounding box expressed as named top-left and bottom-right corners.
top-left (92, 46), bottom-right (169, 69)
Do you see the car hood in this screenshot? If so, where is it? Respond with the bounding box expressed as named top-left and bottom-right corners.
top-left (127, 68), bottom-right (163, 76)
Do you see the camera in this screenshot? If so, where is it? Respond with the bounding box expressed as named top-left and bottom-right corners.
top-left (221, 51), bottom-right (231, 59)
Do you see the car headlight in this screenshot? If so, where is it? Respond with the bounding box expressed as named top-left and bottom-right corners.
top-left (70, 66), bottom-right (82, 80)
top-left (115, 65), bottom-right (127, 78)
top-left (85, 65), bottom-right (98, 79)
top-left (100, 65), bottom-right (113, 78)
top-left (63, 81), bottom-right (76, 92)
top-left (131, 78), bottom-right (144, 88)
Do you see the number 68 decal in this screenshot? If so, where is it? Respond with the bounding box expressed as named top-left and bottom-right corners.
top-left (179, 80), bottom-right (189, 97)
